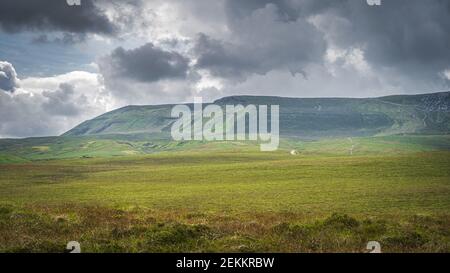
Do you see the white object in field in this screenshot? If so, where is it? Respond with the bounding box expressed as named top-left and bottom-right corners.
top-left (290, 150), bottom-right (299, 155)
top-left (348, 137), bottom-right (355, 155)
top-left (67, 241), bottom-right (81, 253)
top-left (366, 241), bottom-right (381, 253)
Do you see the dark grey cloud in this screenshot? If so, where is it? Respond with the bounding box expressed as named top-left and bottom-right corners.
top-left (99, 43), bottom-right (190, 83)
top-left (0, 0), bottom-right (115, 34)
top-left (194, 33), bottom-right (259, 79)
top-left (95, 0), bottom-right (449, 102)
top-left (316, 0), bottom-right (450, 79)
top-left (219, 0), bottom-right (450, 81)
top-left (194, 3), bottom-right (326, 79)
top-left (0, 61), bottom-right (19, 92)
top-left (175, 0), bottom-right (450, 101)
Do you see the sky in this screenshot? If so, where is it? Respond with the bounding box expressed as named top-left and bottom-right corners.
top-left (0, 0), bottom-right (449, 138)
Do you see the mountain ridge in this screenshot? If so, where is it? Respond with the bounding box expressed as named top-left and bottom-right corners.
top-left (63, 91), bottom-right (450, 139)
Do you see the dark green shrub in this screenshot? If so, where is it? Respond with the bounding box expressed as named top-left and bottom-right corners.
top-left (323, 213), bottom-right (360, 230)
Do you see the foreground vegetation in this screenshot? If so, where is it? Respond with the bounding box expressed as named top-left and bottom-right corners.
top-left (0, 136), bottom-right (449, 252)
top-left (1, 204), bottom-right (448, 253)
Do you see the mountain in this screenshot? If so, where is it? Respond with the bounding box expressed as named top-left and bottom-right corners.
top-left (64, 91), bottom-right (450, 139)
top-left (1, 92), bottom-right (449, 162)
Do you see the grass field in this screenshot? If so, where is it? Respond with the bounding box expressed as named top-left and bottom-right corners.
top-left (0, 136), bottom-right (449, 252)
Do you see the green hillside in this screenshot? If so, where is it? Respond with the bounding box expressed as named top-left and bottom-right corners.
top-left (63, 92), bottom-right (450, 138)
top-left (1, 92), bottom-right (449, 162)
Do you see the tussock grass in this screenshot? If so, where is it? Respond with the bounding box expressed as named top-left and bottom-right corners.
top-left (0, 205), bottom-right (448, 253)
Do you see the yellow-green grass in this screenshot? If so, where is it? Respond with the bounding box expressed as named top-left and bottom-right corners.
top-left (0, 149), bottom-right (449, 252)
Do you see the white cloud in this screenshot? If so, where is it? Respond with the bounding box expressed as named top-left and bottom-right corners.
top-left (0, 61), bottom-right (20, 92)
top-left (0, 63), bottom-right (116, 138)
top-left (441, 69), bottom-right (450, 81)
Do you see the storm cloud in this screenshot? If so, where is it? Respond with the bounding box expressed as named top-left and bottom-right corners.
top-left (0, 0), bottom-right (115, 34)
top-left (194, 2), bottom-right (326, 79)
top-left (218, 0), bottom-right (450, 81)
top-left (94, 0), bottom-right (449, 102)
top-left (99, 43), bottom-right (190, 83)
top-left (310, 0), bottom-right (450, 79)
